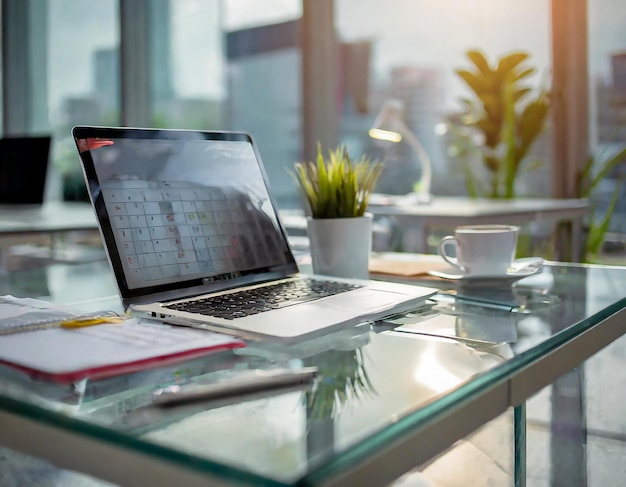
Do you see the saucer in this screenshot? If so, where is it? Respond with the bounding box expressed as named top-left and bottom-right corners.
top-left (428, 257), bottom-right (544, 283)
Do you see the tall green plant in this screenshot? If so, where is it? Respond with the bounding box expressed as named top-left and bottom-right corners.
top-left (455, 50), bottom-right (550, 198)
top-left (579, 146), bottom-right (626, 261)
top-left (292, 145), bottom-right (383, 219)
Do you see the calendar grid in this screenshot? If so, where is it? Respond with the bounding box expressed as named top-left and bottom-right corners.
top-left (103, 180), bottom-right (284, 289)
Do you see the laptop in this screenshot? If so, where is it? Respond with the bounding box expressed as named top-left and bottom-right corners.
top-left (72, 126), bottom-right (437, 341)
top-left (0, 135), bottom-right (51, 205)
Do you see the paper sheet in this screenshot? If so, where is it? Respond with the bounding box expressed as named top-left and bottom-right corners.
top-left (0, 296), bottom-right (245, 382)
top-left (369, 253), bottom-right (450, 277)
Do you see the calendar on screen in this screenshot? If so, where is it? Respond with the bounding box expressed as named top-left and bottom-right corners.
top-left (86, 137), bottom-right (294, 290)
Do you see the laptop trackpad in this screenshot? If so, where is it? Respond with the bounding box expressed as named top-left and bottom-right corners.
top-left (321, 289), bottom-right (406, 313)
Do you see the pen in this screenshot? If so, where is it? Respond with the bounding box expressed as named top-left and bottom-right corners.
top-left (153, 367), bottom-right (319, 409)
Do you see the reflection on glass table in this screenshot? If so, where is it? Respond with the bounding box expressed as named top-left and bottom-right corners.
top-left (0, 259), bottom-right (624, 486)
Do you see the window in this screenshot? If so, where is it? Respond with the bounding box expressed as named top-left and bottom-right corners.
top-left (335, 0), bottom-right (552, 198)
top-left (146, 0), bottom-right (302, 208)
top-left (6, 0), bottom-right (618, 215)
top-left (588, 0), bottom-right (626, 234)
top-left (149, 0), bottom-right (223, 130)
top-left (222, 0), bottom-right (302, 208)
top-left (48, 0), bottom-right (120, 200)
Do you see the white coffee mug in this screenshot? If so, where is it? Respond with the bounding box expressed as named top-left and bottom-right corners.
top-left (438, 225), bottom-right (519, 276)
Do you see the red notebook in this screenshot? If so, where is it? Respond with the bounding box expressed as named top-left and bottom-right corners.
top-left (0, 318), bottom-right (245, 383)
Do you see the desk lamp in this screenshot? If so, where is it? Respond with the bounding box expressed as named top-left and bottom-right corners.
top-left (368, 99), bottom-right (433, 204)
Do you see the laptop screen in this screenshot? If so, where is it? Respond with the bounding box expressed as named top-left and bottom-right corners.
top-left (73, 127), bottom-right (298, 300)
top-left (0, 136), bottom-right (51, 205)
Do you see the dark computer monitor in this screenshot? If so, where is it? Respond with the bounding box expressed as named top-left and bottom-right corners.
top-left (0, 136), bottom-right (51, 205)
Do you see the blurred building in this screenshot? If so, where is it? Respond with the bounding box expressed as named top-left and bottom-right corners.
top-left (597, 52), bottom-right (626, 145)
top-left (225, 20), bottom-right (301, 208)
top-left (94, 48), bottom-right (119, 117)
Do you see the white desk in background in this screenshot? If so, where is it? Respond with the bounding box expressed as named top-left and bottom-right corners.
top-left (0, 202), bottom-right (97, 236)
top-left (367, 195), bottom-right (590, 259)
top-left (0, 202), bottom-right (99, 268)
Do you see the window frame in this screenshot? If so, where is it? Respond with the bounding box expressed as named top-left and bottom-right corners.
top-left (0, 0), bottom-right (592, 198)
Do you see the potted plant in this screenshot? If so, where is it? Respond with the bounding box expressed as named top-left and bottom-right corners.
top-left (292, 145), bottom-right (383, 279)
top-left (451, 49), bottom-right (550, 199)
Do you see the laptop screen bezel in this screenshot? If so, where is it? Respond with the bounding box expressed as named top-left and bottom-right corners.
top-left (72, 125), bottom-right (300, 304)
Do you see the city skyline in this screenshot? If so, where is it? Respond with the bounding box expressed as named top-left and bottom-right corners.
top-left (48, 0), bottom-right (626, 115)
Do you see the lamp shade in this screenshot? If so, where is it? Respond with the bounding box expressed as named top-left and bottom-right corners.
top-left (368, 99), bottom-right (405, 143)
top-left (367, 98), bottom-right (433, 203)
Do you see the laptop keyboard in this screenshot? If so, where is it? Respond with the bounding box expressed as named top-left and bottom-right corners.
top-left (164, 278), bottom-right (363, 320)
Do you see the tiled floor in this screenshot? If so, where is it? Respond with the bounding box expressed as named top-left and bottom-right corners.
top-left (1, 245), bottom-right (625, 486)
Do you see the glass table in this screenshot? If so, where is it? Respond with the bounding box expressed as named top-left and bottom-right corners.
top-left (0, 258), bottom-right (625, 486)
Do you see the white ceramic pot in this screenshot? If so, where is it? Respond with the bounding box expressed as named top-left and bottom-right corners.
top-left (307, 213), bottom-right (373, 279)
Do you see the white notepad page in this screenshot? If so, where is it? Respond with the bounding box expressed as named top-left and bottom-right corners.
top-left (0, 296), bottom-right (244, 381)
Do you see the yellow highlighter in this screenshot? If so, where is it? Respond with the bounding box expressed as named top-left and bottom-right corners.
top-left (0, 311), bottom-right (127, 336)
top-left (60, 313), bottom-right (125, 329)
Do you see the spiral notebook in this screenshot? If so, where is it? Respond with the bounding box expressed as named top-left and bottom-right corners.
top-left (0, 296), bottom-right (245, 383)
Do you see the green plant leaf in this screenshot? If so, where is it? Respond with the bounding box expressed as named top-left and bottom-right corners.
top-left (502, 73), bottom-right (518, 198)
top-left (461, 159), bottom-right (479, 198)
top-left (480, 93), bottom-right (502, 123)
top-left (586, 146), bottom-right (626, 195)
top-left (292, 144), bottom-right (383, 219)
top-left (456, 69), bottom-right (491, 96)
top-left (586, 177), bottom-right (624, 259)
top-left (475, 118), bottom-right (501, 148)
top-left (496, 52), bottom-right (529, 77)
top-left (575, 147), bottom-right (626, 261)
top-left (512, 87), bottom-right (532, 102)
top-left (516, 90), bottom-right (550, 162)
top-left (577, 154), bottom-right (596, 197)
top-left (466, 49), bottom-right (492, 76)
top-left (512, 66), bottom-right (536, 81)
top-left (454, 49), bottom-right (548, 200)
